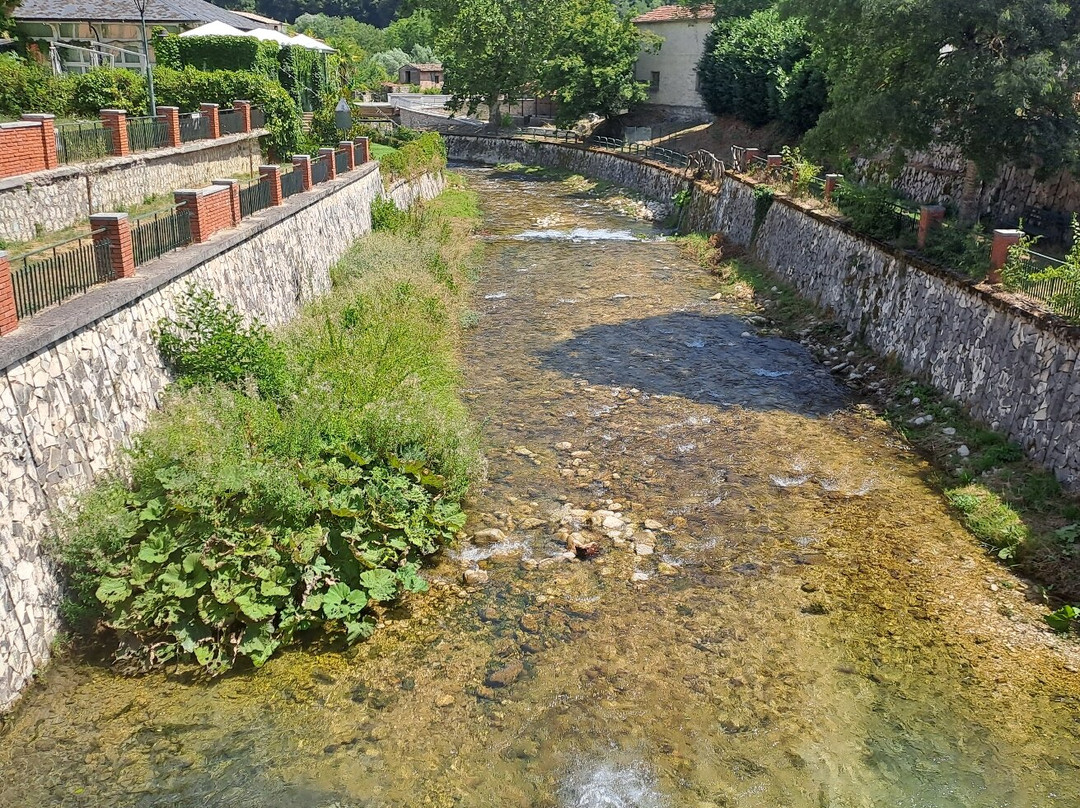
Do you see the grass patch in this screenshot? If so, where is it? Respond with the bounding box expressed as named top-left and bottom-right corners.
top-left (945, 485), bottom-right (1030, 558)
top-left (370, 142), bottom-right (397, 161)
top-left (50, 182), bottom-right (485, 674)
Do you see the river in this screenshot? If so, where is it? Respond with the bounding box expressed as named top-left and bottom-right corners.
top-left (0, 165), bottom-right (1077, 807)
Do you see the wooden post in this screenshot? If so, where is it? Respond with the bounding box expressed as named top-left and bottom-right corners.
top-left (824, 173), bottom-right (842, 204)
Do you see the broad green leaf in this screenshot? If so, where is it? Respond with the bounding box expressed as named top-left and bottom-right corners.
top-left (158, 564), bottom-right (196, 599)
top-left (344, 619), bottom-right (376, 644)
top-left (137, 531), bottom-right (175, 564)
top-left (396, 563), bottom-right (429, 594)
top-left (235, 593), bottom-right (277, 622)
top-left (359, 568), bottom-right (397, 602)
top-left (322, 582), bottom-right (368, 619)
top-left (95, 577), bottom-right (132, 605)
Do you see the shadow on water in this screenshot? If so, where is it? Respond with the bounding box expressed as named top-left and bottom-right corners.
top-left (537, 311), bottom-right (848, 414)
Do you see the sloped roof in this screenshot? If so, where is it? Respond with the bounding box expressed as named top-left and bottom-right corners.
top-left (14, 0), bottom-right (260, 29)
top-left (632, 5), bottom-right (715, 24)
top-left (401, 63), bottom-right (442, 72)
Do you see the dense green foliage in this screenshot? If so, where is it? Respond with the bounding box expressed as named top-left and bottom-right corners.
top-left (55, 180), bottom-right (483, 673)
top-left (697, 7), bottom-right (825, 134)
top-left (780, 0), bottom-right (1080, 174)
top-left (211, 0), bottom-right (402, 27)
top-left (1003, 217), bottom-right (1080, 317)
top-left (832, 181), bottom-right (910, 242)
top-left (154, 35), bottom-right (280, 77)
top-left (375, 130), bottom-right (447, 182)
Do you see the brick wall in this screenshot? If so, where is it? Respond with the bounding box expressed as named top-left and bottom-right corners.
top-left (0, 122), bottom-right (48, 177)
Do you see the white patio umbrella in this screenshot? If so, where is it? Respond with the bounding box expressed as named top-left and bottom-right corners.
top-left (179, 21), bottom-right (246, 37)
top-left (289, 33), bottom-right (336, 53)
top-left (243, 28), bottom-right (294, 46)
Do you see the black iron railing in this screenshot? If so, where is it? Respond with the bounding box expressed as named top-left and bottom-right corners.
top-left (11, 232), bottom-right (113, 318)
top-left (55, 121), bottom-right (112, 164)
top-left (281, 167), bottom-right (304, 198)
top-left (519, 126), bottom-right (581, 143)
top-left (311, 155), bottom-right (330, 185)
top-left (239, 179), bottom-right (272, 218)
top-left (131, 205), bottom-right (192, 267)
top-left (250, 107), bottom-right (266, 129)
top-left (335, 149), bottom-right (349, 175)
top-left (179, 112), bottom-right (210, 143)
top-left (127, 116), bottom-right (168, 153)
top-left (219, 109), bottom-right (245, 136)
top-left (586, 135), bottom-right (690, 169)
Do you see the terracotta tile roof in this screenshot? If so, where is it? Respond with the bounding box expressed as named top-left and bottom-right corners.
top-left (632, 5), bottom-right (715, 24)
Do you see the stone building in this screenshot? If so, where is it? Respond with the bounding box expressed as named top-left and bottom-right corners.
top-left (632, 5), bottom-right (714, 119)
top-left (397, 62), bottom-right (444, 89)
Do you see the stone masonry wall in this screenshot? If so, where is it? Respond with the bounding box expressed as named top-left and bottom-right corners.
top-left (0, 133), bottom-right (262, 243)
top-left (446, 135), bottom-right (1080, 487)
top-left (0, 164), bottom-right (445, 712)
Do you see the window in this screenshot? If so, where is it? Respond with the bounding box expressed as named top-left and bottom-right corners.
top-left (649, 71), bottom-right (660, 93)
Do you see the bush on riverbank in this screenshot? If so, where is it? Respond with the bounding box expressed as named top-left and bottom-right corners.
top-left (377, 132), bottom-right (447, 185)
top-left (52, 183), bottom-right (483, 674)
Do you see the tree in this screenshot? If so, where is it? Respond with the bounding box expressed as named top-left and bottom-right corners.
top-left (294, 13), bottom-right (387, 53)
top-left (780, 0), bottom-right (1080, 177)
top-left (437, 0), bottom-right (562, 128)
top-left (697, 6), bottom-right (824, 133)
top-left (543, 0), bottom-right (654, 125)
top-left (385, 10), bottom-right (437, 53)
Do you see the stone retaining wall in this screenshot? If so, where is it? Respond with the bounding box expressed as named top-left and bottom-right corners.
top-left (0, 164), bottom-right (445, 712)
top-left (445, 135), bottom-right (1080, 488)
top-left (0, 132), bottom-right (264, 243)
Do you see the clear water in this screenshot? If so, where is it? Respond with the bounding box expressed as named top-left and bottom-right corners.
top-left (1, 166), bottom-right (1078, 808)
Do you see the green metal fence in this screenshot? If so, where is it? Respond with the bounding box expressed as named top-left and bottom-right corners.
top-left (10, 232), bottom-right (113, 318)
top-left (131, 205), bottom-right (192, 267)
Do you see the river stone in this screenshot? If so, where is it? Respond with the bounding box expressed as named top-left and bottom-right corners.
top-left (957, 445), bottom-right (971, 457)
top-left (463, 569), bottom-right (489, 585)
top-left (519, 517), bottom-right (547, 530)
top-left (630, 572), bottom-right (650, 582)
top-left (555, 441), bottom-right (572, 451)
top-left (634, 543), bottom-right (654, 556)
top-left (602, 515), bottom-right (625, 530)
top-left (486, 660), bottom-right (524, 688)
top-left (644, 519), bottom-right (664, 531)
top-left (472, 528), bottom-right (507, 544)
top-left (436, 694), bottom-right (455, 708)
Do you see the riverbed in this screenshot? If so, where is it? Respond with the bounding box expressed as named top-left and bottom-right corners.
top-left (0, 166), bottom-right (1077, 807)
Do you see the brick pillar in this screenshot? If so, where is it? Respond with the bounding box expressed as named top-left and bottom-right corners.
top-left (824, 173), bottom-right (842, 204)
top-left (917, 205), bottom-right (946, 249)
top-left (89, 213), bottom-right (135, 279)
top-left (320, 147), bottom-right (337, 180)
top-left (211, 178), bottom-right (241, 225)
top-left (0, 252), bottom-right (17, 335)
top-left (158, 106), bottom-right (181, 147)
top-left (233, 100), bottom-right (252, 133)
top-left (356, 136), bottom-right (371, 164)
top-left (292, 154), bottom-right (312, 191)
top-left (200, 103), bottom-right (221, 139)
top-left (259, 164), bottom-right (283, 205)
top-left (339, 140), bottom-right (356, 171)
top-left (743, 148), bottom-right (761, 172)
top-left (767, 154), bottom-right (783, 170)
top-left (99, 109), bottom-right (129, 156)
top-left (989, 229), bottom-right (1024, 284)
top-left (21, 114), bottom-right (57, 169)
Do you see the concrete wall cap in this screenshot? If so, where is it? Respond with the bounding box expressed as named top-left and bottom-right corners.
top-left (20, 113), bottom-right (55, 120)
top-left (89, 212), bottom-right (130, 221)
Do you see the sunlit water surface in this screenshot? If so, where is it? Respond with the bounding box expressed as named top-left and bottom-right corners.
top-left (1, 166), bottom-right (1078, 807)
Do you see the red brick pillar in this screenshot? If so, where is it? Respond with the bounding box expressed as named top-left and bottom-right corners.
top-left (339, 140), bottom-right (356, 171)
top-left (824, 173), bottom-right (842, 204)
top-left (292, 155), bottom-right (312, 191)
top-left (233, 100), bottom-right (252, 133)
top-left (767, 154), bottom-right (783, 170)
top-left (320, 147), bottom-right (337, 180)
top-left (356, 136), bottom-right (371, 164)
top-left (259, 164), bottom-right (283, 206)
top-left (743, 148), bottom-right (761, 172)
top-left (989, 229), bottom-right (1024, 284)
top-left (201, 103), bottom-right (221, 139)
top-left (100, 109), bottom-right (129, 156)
top-left (21, 114), bottom-right (57, 169)
top-left (158, 106), bottom-right (181, 147)
top-left (211, 178), bottom-right (241, 225)
top-left (917, 205), bottom-right (946, 249)
top-left (89, 213), bottom-right (135, 279)
top-left (0, 252), bottom-right (18, 335)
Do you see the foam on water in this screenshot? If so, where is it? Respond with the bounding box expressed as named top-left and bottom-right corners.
top-left (559, 760), bottom-right (668, 808)
top-left (512, 227), bottom-right (642, 242)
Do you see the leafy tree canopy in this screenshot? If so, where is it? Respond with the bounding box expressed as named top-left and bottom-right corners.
top-left (294, 12), bottom-right (387, 53)
top-left (780, 0), bottom-right (1080, 174)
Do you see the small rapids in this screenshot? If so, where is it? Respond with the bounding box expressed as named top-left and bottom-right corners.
top-left (558, 759), bottom-right (667, 808)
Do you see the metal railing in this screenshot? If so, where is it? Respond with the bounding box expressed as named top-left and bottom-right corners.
top-left (131, 205), bottom-right (192, 267)
top-left (219, 109), bottom-right (245, 136)
top-left (518, 126), bottom-right (581, 144)
top-left (127, 116), bottom-right (167, 153)
top-left (10, 232), bottom-right (113, 318)
top-left (239, 178), bottom-right (272, 218)
top-left (687, 150), bottom-right (726, 184)
top-left (281, 167), bottom-right (304, 198)
top-left (179, 112), bottom-right (210, 143)
top-left (311, 154), bottom-right (330, 185)
top-left (586, 135), bottom-right (690, 169)
top-left (334, 149), bottom-right (349, 175)
top-left (55, 121), bottom-right (112, 164)
top-left (1003, 250), bottom-right (1080, 320)
top-left (250, 107), bottom-right (266, 129)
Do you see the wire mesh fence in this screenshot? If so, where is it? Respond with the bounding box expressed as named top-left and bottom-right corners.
top-left (281, 167), bottom-right (304, 198)
top-left (127, 116), bottom-right (168, 153)
top-left (311, 155), bottom-right (330, 185)
top-left (179, 112), bottom-right (210, 143)
top-left (10, 232), bottom-right (113, 318)
top-left (1003, 250), bottom-right (1080, 320)
top-left (55, 121), bottom-right (112, 164)
top-left (239, 179), bottom-right (272, 218)
top-left (131, 205), bottom-right (192, 267)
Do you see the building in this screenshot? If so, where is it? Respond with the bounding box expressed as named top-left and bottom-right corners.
top-left (631, 5), bottom-right (715, 119)
top-left (397, 62), bottom-right (443, 89)
top-left (232, 10), bottom-right (286, 33)
top-left (13, 0), bottom-right (260, 74)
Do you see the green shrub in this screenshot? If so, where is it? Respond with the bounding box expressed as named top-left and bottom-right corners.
top-left (834, 182), bottom-right (910, 242)
top-left (371, 196), bottom-right (408, 231)
top-left (946, 484), bottom-right (1029, 559)
top-left (377, 131), bottom-right (446, 183)
top-left (61, 68), bottom-right (148, 117)
top-left (54, 187), bottom-right (484, 675)
top-left (0, 54), bottom-right (55, 118)
top-left (156, 286), bottom-right (291, 400)
top-left (918, 223), bottom-right (991, 278)
top-left (158, 35), bottom-right (280, 77)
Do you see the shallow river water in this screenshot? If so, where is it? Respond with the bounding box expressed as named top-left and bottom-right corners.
top-left (1, 166), bottom-right (1079, 807)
